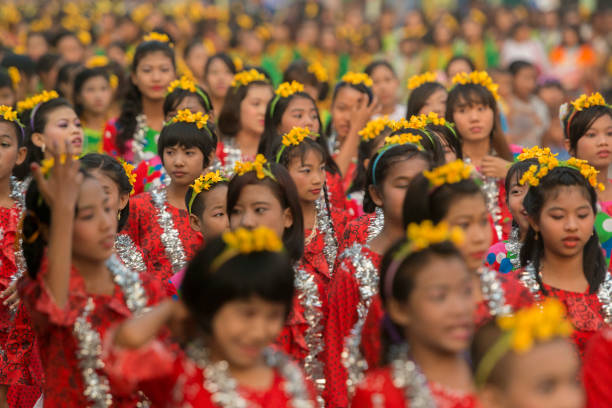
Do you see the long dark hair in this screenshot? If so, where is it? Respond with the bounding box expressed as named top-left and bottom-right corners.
top-left (406, 81), bottom-right (446, 118)
top-left (217, 79), bottom-right (272, 137)
top-left (73, 67), bottom-right (111, 117)
top-left (519, 166), bottom-right (605, 295)
top-left (283, 59), bottom-right (329, 101)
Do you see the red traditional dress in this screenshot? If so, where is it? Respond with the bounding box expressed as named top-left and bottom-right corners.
top-left (583, 328), bottom-right (612, 407)
top-left (516, 266), bottom-right (612, 355)
top-left (102, 116), bottom-right (160, 166)
top-left (125, 187), bottom-right (203, 294)
top-left (352, 366), bottom-right (479, 408)
top-left (323, 243), bottom-right (383, 407)
top-left (338, 208), bottom-right (384, 255)
top-left (18, 255), bottom-right (163, 407)
top-left (0, 205), bottom-right (21, 357)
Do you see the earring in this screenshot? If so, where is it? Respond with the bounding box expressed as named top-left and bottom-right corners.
top-left (534, 231), bottom-right (539, 240)
top-left (117, 212), bottom-right (121, 221)
top-left (41, 143), bottom-right (45, 153)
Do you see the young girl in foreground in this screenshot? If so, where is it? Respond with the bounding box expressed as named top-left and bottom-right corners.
top-left (104, 227), bottom-right (317, 407)
top-left (351, 221), bottom-right (479, 407)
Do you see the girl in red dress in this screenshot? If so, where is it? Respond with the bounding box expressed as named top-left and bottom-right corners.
top-left (583, 328), bottom-right (612, 407)
top-left (18, 150), bottom-right (163, 407)
top-left (324, 141), bottom-right (432, 407)
top-left (403, 160), bottom-right (534, 328)
top-left (351, 220), bottom-right (479, 408)
top-left (104, 227), bottom-right (317, 407)
top-left (125, 110), bottom-right (215, 293)
top-left (516, 156), bottom-right (612, 355)
top-left (446, 71), bottom-right (514, 241)
top-left (216, 69), bottom-right (274, 173)
top-left (472, 300), bottom-right (584, 408)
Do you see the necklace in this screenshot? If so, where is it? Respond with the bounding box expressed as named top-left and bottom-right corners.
top-left (505, 226), bottom-right (522, 271)
top-left (10, 176), bottom-right (29, 285)
top-left (221, 137), bottom-right (243, 175)
top-left (150, 187), bottom-right (187, 275)
top-left (477, 266), bottom-right (512, 317)
top-left (314, 196), bottom-right (338, 275)
top-left (131, 114), bottom-right (148, 165)
top-left (367, 207), bottom-right (384, 242)
top-left (390, 346), bottom-right (436, 408)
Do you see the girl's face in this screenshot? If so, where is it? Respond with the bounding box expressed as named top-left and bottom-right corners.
top-left (131, 51), bottom-right (175, 101)
top-left (33, 106), bottom-right (84, 156)
top-left (79, 76), bottom-right (113, 116)
top-left (287, 149), bottom-right (325, 204)
top-left (0, 86), bottom-right (16, 107)
top-left (393, 255), bottom-right (474, 354)
top-left (0, 122), bottom-right (26, 180)
top-left (419, 88), bottom-right (447, 117)
top-left (488, 339), bottom-right (583, 408)
top-left (194, 184), bottom-right (229, 242)
top-left (210, 296), bottom-right (286, 369)
top-left (165, 95), bottom-right (207, 122)
top-left (239, 85), bottom-right (273, 137)
top-left (331, 86), bottom-right (365, 140)
top-left (230, 184), bottom-right (293, 239)
top-left (89, 169), bottom-right (129, 216)
top-left (452, 100), bottom-right (495, 144)
top-left (447, 60), bottom-right (473, 80)
top-left (507, 174), bottom-right (530, 233)
top-left (370, 65), bottom-right (399, 108)
top-left (205, 58), bottom-right (234, 99)
top-left (513, 66), bottom-right (537, 99)
top-left (162, 144), bottom-right (205, 187)
top-left (573, 114), bottom-right (612, 170)
top-left (57, 35), bottom-right (84, 63)
top-left (531, 185), bottom-right (594, 259)
top-left (278, 97), bottom-right (320, 134)
top-left (72, 177), bottom-right (117, 264)
top-left (443, 193), bottom-right (492, 271)
top-left (185, 44), bottom-right (207, 80)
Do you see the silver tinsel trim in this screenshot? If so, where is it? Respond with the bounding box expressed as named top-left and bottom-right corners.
top-left (151, 187), bottom-right (187, 275)
top-left (11, 176), bottom-right (30, 285)
top-left (367, 207), bottom-right (384, 242)
top-left (131, 114), bottom-right (148, 165)
top-left (115, 234), bottom-right (147, 273)
top-left (106, 254), bottom-right (148, 313)
top-left (339, 243), bottom-right (378, 396)
top-left (505, 226), bottom-right (522, 270)
top-left (391, 346), bottom-right (436, 408)
top-left (478, 266), bottom-right (512, 317)
top-left (464, 158), bottom-right (503, 241)
top-left (220, 137), bottom-right (243, 176)
top-left (314, 197), bottom-right (338, 276)
top-left (186, 341), bottom-right (314, 408)
top-left (294, 265), bottom-right (325, 407)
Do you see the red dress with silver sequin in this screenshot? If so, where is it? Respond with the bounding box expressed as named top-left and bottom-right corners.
top-left (583, 328), bottom-right (612, 407)
top-left (474, 272), bottom-right (535, 328)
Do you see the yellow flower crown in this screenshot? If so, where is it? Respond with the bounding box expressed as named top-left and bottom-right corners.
top-left (231, 69), bottom-right (267, 88)
top-left (170, 109), bottom-right (210, 129)
top-left (142, 32), bottom-right (173, 47)
top-left (276, 127), bottom-right (319, 162)
top-left (234, 154), bottom-right (276, 181)
top-left (211, 226), bottom-right (284, 271)
top-left (232, 56), bottom-right (244, 72)
top-left (407, 71), bottom-right (437, 90)
top-left (7, 67), bottom-right (20, 88)
top-left (519, 154), bottom-right (604, 191)
top-left (359, 116), bottom-right (393, 142)
top-left (119, 159), bottom-right (136, 195)
top-left (570, 92), bottom-right (607, 112)
top-left (0, 105), bottom-right (19, 123)
top-left (452, 71), bottom-right (500, 101)
top-left (408, 112), bottom-right (447, 129)
top-left (390, 118), bottom-right (411, 132)
top-left (516, 146), bottom-right (557, 162)
top-left (188, 170), bottom-right (228, 213)
top-left (275, 81), bottom-right (304, 98)
top-left (308, 61), bottom-right (328, 82)
top-left (384, 133), bottom-right (423, 147)
top-left (341, 72), bottom-right (373, 87)
top-left (40, 154), bottom-right (80, 177)
top-left (85, 55), bottom-right (110, 68)
top-left (424, 159), bottom-right (474, 187)
top-left (475, 299), bottom-right (573, 387)
top-left (168, 76), bottom-right (197, 93)
top-left (109, 75), bottom-right (118, 90)
top-left (17, 90), bottom-right (59, 113)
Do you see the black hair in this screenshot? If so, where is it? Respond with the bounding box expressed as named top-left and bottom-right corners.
top-left (203, 52), bottom-right (237, 80)
top-left (51, 30), bottom-right (81, 48)
top-left (427, 123), bottom-right (462, 159)
top-left (389, 127), bottom-right (445, 165)
top-left (504, 159), bottom-right (538, 202)
top-left (364, 144), bottom-right (432, 213)
top-left (180, 234), bottom-right (294, 334)
top-left (227, 163), bottom-right (304, 262)
top-left (282, 59), bottom-right (329, 101)
top-left (79, 153), bottom-right (132, 232)
top-left (347, 124), bottom-right (394, 195)
top-left (403, 173), bottom-right (483, 229)
top-left (183, 38), bottom-right (205, 60)
top-left (72, 67), bottom-right (111, 117)
top-left (406, 81), bottom-right (447, 118)
top-left (217, 78), bottom-right (272, 137)
top-left (115, 40), bottom-right (176, 154)
top-left (508, 60), bottom-right (535, 78)
top-left (1, 53), bottom-right (36, 79)
top-left (0, 115), bottom-right (24, 148)
top-left (54, 62), bottom-right (84, 97)
top-left (446, 82), bottom-right (513, 161)
top-left (365, 60), bottom-right (397, 79)
top-left (185, 180), bottom-right (228, 217)
top-left (163, 84), bottom-right (213, 119)
top-left (445, 55), bottom-right (476, 76)
top-left (157, 121), bottom-right (217, 168)
top-left (35, 53), bottom-right (62, 76)
top-left (564, 105), bottom-right (612, 152)
top-left (0, 70), bottom-right (12, 90)
top-left (519, 166), bottom-right (605, 295)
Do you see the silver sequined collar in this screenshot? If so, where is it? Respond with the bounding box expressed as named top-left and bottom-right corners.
top-left (504, 227), bottom-right (522, 270)
top-left (477, 266), bottom-right (512, 317)
top-left (11, 176), bottom-right (30, 284)
top-left (150, 187), bottom-right (187, 274)
top-left (314, 196), bottom-right (338, 276)
top-left (115, 234), bottom-right (147, 273)
top-left (367, 207), bottom-right (384, 242)
top-left (391, 347), bottom-right (436, 408)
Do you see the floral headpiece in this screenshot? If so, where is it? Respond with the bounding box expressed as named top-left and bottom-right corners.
top-left (519, 154), bottom-right (604, 191)
top-left (7, 67), bottom-right (20, 90)
top-left (407, 71), bottom-right (437, 90)
top-left (452, 71), bottom-right (500, 101)
top-left (516, 146), bottom-right (557, 162)
top-left (85, 55), bottom-right (110, 68)
top-left (384, 133), bottom-right (423, 147)
top-left (384, 220), bottom-right (464, 297)
top-left (559, 92), bottom-right (611, 138)
top-left (17, 90), bottom-right (59, 113)
top-left (270, 81), bottom-right (304, 117)
top-left (119, 159), bottom-right (136, 195)
top-left (232, 56), bottom-right (244, 72)
top-left (0, 105), bottom-right (25, 139)
top-left (408, 112), bottom-right (458, 140)
top-left (341, 72), bottom-right (373, 88)
top-left (308, 61), bottom-right (328, 82)
top-left (390, 118), bottom-right (411, 132)
top-left (359, 116), bottom-right (393, 142)
top-left (211, 226), bottom-right (284, 271)
top-left (234, 154), bottom-right (276, 181)
top-left (40, 154), bottom-right (80, 178)
top-left (276, 127), bottom-right (319, 162)
top-left (424, 159), bottom-right (475, 188)
top-left (167, 76), bottom-right (212, 111)
top-left (188, 170), bottom-right (228, 213)
top-left (142, 32), bottom-right (174, 47)
top-left (170, 109), bottom-right (214, 141)
top-left (231, 69), bottom-right (267, 88)
top-left (475, 299), bottom-right (573, 387)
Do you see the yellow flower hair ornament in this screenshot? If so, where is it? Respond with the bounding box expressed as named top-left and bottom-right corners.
top-left (167, 76), bottom-right (212, 111)
top-left (234, 154), bottom-right (276, 181)
top-left (85, 55), bottom-right (110, 68)
top-left (231, 69), bottom-right (267, 88)
top-left (7, 67), bottom-right (20, 90)
top-left (407, 71), bottom-right (437, 90)
top-left (211, 226), bottom-right (284, 271)
top-left (142, 32), bottom-right (174, 47)
top-left (359, 116), bottom-right (393, 142)
top-left (308, 61), bottom-right (328, 83)
top-left (275, 127), bottom-right (319, 162)
top-left (341, 72), bottom-right (373, 88)
top-left (0, 105), bottom-right (25, 139)
top-left (452, 71), bottom-right (500, 101)
top-left (119, 159), bottom-right (136, 195)
top-left (169, 109), bottom-right (214, 141)
top-left (17, 90), bottom-right (59, 113)
top-left (423, 159), bottom-right (476, 188)
top-left (516, 146), bottom-right (558, 162)
top-left (518, 155), bottom-right (604, 191)
top-left (188, 171), bottom-right (228, 213)
top-left (560, 92), bottom-right (611, 138)
top-left (270, 81), bottom-right (305, 117)
top-left (475, 299), bottom-right (573, 387)
top-left (408, 112), bottom-right (459, 141)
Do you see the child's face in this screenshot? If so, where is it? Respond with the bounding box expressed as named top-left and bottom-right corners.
top-left (453, 101), bottom-right (494, 144)
top-left (210, 296), bottom-right (286, 369)
top-left (89, 169), bottom-right (129, 217)
top-left (230, 184), bottom-right (292, 239)
top-left (507, 174), bottom-right (529, 233)
top-left (239, 85), bottom-right (273, 137)
top-left (370, 65), bottom-right (399, 109)
top-left (532, 185), bottom-right (594, 259)
top-left (279, 97), bottom-right (320, 135)
top-left (487, 340), bottom-right (584, 408)
top-left (419, 89), bottom-right (447, 118)
top-left (0, 86), bottom-right (16, 107)
top-left (79, 76), bottom-right (113, 116)
top-left (57, 35), bottom-right (85, 64)
top-left (331, 86), bottom-right (365, 140)
top-left (287, 149), bottom-right (325, 204)
top-left (574, 114), bottom-right (612, 170)
top-left (513, 67), bottom-right (537, 99)
top-left (193, 184), bottom-right (229, 242)
top-left (72, 177), bottom-right (117, 264)
top-left (34, 106), bottom-right (84, 156)
top-left (443, 193), bottom-right (492, 272)
top-left (205, 58), bottom-right (234, 99)
top-left (165, 95), bottom-right (208, 122)
top-left (162, 144), bottom-right (205, 187)
top-left (447, 60), bottom-right (473, 81)
top-left (0, 122), bottom-right (25, 180)
top-left (131, 51), bottom-right (176, 101)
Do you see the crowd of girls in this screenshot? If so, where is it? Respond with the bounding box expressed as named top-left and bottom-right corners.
top-left (0, 29), bottom-right (611, 408)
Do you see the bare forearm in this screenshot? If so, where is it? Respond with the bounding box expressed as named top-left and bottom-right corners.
top-left (114, 299), bottom-right (175, 349)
